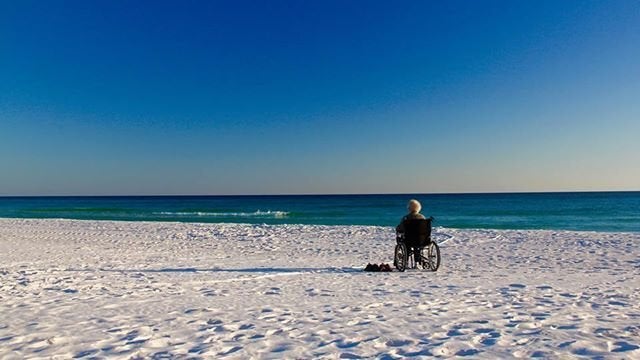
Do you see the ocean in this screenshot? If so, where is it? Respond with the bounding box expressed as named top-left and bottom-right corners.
top-left (0, 192), bottom-right (638, 232)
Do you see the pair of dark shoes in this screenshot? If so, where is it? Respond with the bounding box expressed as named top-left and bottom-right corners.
top-left (364, 263), bottom-right (392, 272)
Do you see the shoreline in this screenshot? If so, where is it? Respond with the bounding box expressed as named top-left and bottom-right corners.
top-left (0, 216), bottom-right (637, 234)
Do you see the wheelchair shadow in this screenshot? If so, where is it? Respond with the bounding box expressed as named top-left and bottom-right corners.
top-left (67, 266), bottom-right (362, 275)
top-left (204, 267), bottom-right (361, 274)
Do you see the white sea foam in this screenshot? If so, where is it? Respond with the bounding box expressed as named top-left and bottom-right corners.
top-left (0, 218), bottom-right (639, 359)
top-left (153, 210), bottom-right (290, 218)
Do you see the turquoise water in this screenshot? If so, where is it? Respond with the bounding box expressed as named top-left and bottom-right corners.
top-left (0, 192), bottom-right (638, 232)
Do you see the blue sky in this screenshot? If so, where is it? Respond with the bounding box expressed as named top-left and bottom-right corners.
top-left (1, 0), bottom-right (639, 195)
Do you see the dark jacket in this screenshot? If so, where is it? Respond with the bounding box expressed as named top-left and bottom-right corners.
top-left (396, 212), bottom-right (426, 233)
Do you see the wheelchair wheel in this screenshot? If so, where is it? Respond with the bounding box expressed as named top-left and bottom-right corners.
top-left (424, 242), bottom-right (441, 271)
top-left (394, 243), bottom-right (408, 272)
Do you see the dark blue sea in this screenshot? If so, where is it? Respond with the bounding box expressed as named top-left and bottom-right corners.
top-left (0, 192), bottom-right (639, 232)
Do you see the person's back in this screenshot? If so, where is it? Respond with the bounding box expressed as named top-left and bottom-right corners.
top-left (396, 199), bottom-right (426, 233)
top-left (396, 199), bottom-right (428, 264)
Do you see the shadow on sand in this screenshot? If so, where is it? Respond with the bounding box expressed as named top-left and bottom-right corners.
top-left (66, 266), bottom-right (362, 275)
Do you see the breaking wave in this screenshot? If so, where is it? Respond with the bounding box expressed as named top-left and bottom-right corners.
top-left (153, 210), bottom-right (290, 218)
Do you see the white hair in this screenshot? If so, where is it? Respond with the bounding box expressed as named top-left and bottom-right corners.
top-left (407, 199), bottom-right (422, 213)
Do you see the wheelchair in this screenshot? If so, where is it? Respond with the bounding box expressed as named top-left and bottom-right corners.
top-left (394, 217), bottom-right (441, 272)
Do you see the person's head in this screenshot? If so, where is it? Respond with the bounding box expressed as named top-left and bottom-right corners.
top-left (407, 199), bottom-right (422, 213)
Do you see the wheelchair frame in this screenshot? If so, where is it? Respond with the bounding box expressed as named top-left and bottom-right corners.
top-left (393, 220), bottom-right (441, 272)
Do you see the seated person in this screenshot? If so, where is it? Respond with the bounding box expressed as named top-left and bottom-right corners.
top-left (396, 199), bottom-right (428, 264)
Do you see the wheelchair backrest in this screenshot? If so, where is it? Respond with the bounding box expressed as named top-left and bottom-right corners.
top-left (403, 218), bottom-right (432, 246)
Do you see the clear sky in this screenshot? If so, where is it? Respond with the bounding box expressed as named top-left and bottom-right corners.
top-left (1, 0), bottom-right (639, 195)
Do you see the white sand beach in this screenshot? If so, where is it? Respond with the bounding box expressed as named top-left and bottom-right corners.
top-left (1, 218), bottom-right (639, 359)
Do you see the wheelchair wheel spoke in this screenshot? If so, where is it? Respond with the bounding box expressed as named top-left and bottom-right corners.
top-left (394, 243), bottom-right (407, 272)
top-left (427, 243), bottom-right (441, 271)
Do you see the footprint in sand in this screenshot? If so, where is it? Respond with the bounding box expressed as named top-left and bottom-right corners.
top-left (531, 312), bottom-right (549, 321)
top-left (456, 349), bottom-right (481, 356)
top-left (217, 345), bottom-right (242, 355)
top-left (270, 343), bottom-right (291, 352)
top-left (475, 330), bottom-right (501, 346)
top-left (611, 341), bottom-right (640, 353)
top-left (608, 300), bottom-right (627, 306)
top-left (336, 339), bottom-right (360, 349)
top-left (339, 353), bottom-right (362, 359)
top-left (264, 287), bottom-right (281, 295)
top-left (188, 343), bottom-right (209, 355)
top-left (559, 292), bottom-right (578, 298)
top-left (150, 350), bottom-right (175, 359)
top-left (474, 328), bottom-right (494, 334)
top-left (73, 349), bottom-right (99, 358)
top-left (509, 284), bottom-right (526, 289)
top-left (238, 323), bottom-right (254, 330)
top-left (385, 339), bottom-right (413, 347)
top-left (446, 329), bottom-right (465, 337)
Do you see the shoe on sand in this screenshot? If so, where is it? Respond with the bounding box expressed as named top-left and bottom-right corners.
top-left (365, 263), bottom-right (381, 272)
top-left (364, 263), bottom-right (391, 272)
top-left (379, 263), bottom-right (392, 272)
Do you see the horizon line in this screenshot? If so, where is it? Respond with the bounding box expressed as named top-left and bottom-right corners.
top-left (1, 189), bottom-right (639, 198)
